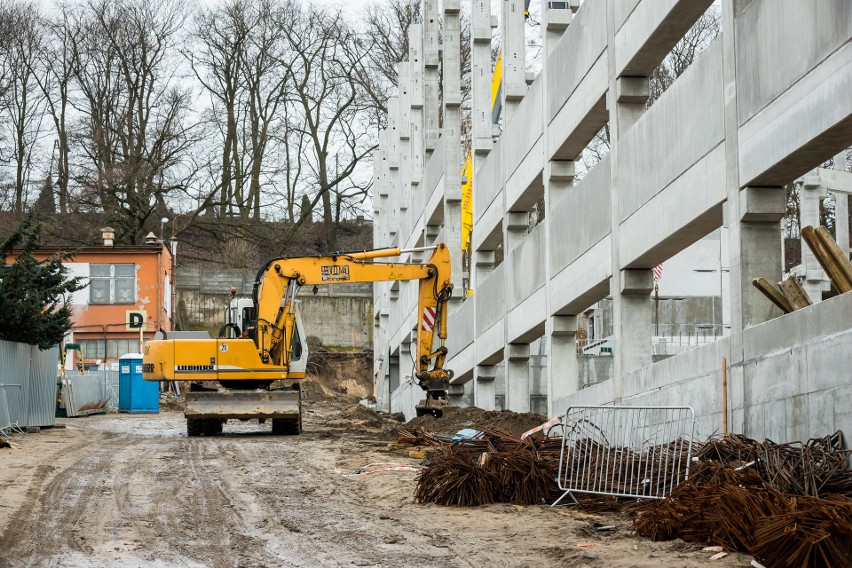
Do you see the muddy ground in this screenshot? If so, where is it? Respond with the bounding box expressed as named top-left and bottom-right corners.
top-left (0, 386), bottom-right (756, 568)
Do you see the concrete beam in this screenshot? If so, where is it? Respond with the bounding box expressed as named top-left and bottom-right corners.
top-left (615, 0), bottom-right (714, 77)
top-left (812, 168), bottom-right (852, 195)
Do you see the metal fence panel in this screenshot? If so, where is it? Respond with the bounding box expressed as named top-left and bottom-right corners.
top-left (554, 405), bottom-right (695, 506)
top-left (28, 346), bottom-right (59, 428)
top-left (62, 371), bottom-right (115, 417)
top-left (105, 370), bottom-right (119, 408)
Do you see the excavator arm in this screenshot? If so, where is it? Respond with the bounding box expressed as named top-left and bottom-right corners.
top-left (249, 243), bottom-right (454, 409)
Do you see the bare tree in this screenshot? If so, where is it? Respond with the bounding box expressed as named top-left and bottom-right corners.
top-left (362, 0), bottom-right (421, 90)
top-left (0, 1), bottom-right (49, 214)
top-left (277, 102), bottom-right (308, 223)
top-left (190, 0), bottom-right (291, 223)
top-left (648, 7), bottom-right (721, 105)
top-left (69, 0), bottom-right (195, 244)
top-left (284, 6), bottom-right (377, 250)
top-left (28, 2), bottom-right (78, 214)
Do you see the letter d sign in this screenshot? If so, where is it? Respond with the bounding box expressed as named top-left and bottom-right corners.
top-left (126, 310), bottom-right (146, 331)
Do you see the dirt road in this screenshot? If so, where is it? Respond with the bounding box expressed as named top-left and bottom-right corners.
top-left (0, 408), bottom-right (754, 567)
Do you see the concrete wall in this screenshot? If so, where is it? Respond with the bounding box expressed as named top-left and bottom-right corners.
top-left (374, 0), bottom-right (852, 439)
top-left (176, 267), bottom-right (372, 349)
top-left (555, 292), bottom-right (852, 442)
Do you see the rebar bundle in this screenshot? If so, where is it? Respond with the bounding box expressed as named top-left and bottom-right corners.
top-left (633, 431), bottom-right (852, 568)
top-left (411, 427), bottom-right (563, 506)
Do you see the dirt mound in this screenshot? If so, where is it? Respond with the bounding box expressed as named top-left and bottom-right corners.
top-left (306, 351), bottom-right (373, 399)
top-left (405, 406), bottom-right (547, 438)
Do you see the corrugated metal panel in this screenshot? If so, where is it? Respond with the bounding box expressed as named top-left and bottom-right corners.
top-left (0, 341), bottom-right (30, 428)
top-left (28, 346), bottom-right (58, 427)
top-left (0, 340), bottom-right (60, 428)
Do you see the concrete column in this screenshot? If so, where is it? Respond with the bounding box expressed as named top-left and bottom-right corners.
top-left (836, 192), bottom-right (850, 259)
top-left (614, 76), bottom-right (650, 132)
top-left (614, 269), bottom-right (654, 381)
top-left (833, 150), bottom-right (849, 260)
top-left (800, 175), bottom-right (825, 301)
top-left (720, 0), bottom-right (746, 433)
top-left (547, 315), bottom-right (578, 416)
top-left (606, 1), bottom-right (652, 400)
top-left (377, 129), bottom-right (397, 241)
top-left (386, 100), bottom-right (401, 239)
top-left (501, 0), bottom-right (526, 117)
top-left (447, 383), bottom-right (466, 406)
top-left (500, 0), bottom-right (527, 115)
top-left (740, 186), bottom-right (786, 325)
top-left (373, 146), bottom-right (387, 245)
top-left (541, 1), bottom-right (576, 417)
top-left (505, 343), bottom-right (530, 412)
top-left (474, 364), bottom-right (496, 410)
top-left (471, 0), bottom-right (493, 158)
top-left (425, 224), bottom-right (440, 246)
top-left (398, 62), bottom-right (411, 218)
top-left (443, 0), bottom-right (463, 294)
top-left (408, 25), bottom-right (424, 190)
top-left (543, 1), bottom-right (576, 58)
top-left (423, 0), bottom-right (440, 155)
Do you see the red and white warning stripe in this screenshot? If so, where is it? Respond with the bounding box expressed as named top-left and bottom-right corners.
top-left (521, 415), bottom-right (563, 440)
top-left (421, 306), bottom-right (436, 332)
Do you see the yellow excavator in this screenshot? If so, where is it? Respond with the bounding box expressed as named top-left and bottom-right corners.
top-left (143, 243), bottom-right (454, 435)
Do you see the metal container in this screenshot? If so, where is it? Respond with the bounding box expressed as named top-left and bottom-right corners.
top-left (118, 354), bottom-right (159, 413)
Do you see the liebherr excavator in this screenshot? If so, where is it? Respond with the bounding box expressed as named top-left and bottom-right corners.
top-left (142, 243), bottom-right (454, 436)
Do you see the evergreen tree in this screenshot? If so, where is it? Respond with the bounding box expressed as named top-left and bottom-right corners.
top-left (0, 215), bottom-right (84, 349)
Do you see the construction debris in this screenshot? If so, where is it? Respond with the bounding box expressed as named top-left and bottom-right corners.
top-left (633, 432), bottom-right (852, 568)
top-left (410, 426), bottom-right (563, 506)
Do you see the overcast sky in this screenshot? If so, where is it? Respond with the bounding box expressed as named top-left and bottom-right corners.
top-left (36, 0), bottom-right (375, 23)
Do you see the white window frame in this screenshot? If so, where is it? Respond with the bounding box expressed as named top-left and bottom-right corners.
top-left (89, 264), bottom-right (136, 304)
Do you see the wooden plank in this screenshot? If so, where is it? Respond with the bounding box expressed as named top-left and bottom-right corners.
top-left (752, 278), bottom-right (793, 313)
top-left (814, 226), bottom-right (852, 292)
top-left (779, 276), bottom-right (812, 310)
top-left (802, 226), bottom-right (852, 294)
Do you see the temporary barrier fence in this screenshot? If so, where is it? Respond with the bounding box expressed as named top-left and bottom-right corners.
top-left (61, 370), bottom-right (118, 417)
top-left (554, 405), bottom-right (695, 506)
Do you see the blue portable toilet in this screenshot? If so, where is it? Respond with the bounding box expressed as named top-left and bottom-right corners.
top-left (118, 353), bottom-right (159, 413)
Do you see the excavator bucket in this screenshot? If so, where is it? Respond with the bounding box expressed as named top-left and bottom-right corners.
top-left (415, 395), bottom-right (450, 418)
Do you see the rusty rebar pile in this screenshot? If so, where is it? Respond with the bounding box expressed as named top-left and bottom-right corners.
top-left (633, 431), bottom-right (852, 568)
top-left (411, 427), bottom-right (563, 506)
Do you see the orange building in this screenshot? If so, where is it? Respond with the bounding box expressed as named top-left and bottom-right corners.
top-left (32, 230), bottom-right (175, 370)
